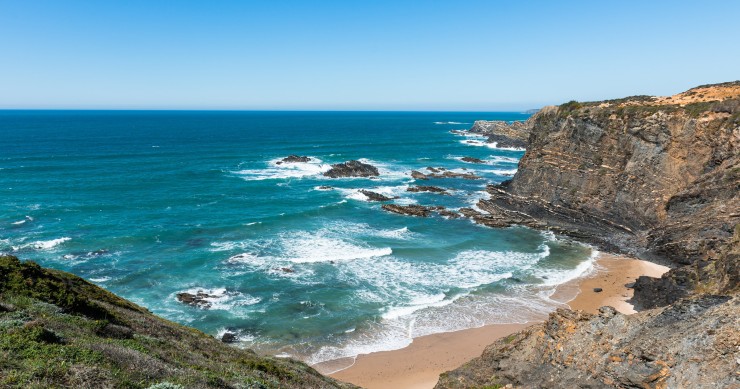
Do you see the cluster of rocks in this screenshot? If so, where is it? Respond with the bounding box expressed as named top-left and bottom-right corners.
top-left (460, 156), bottom-right (486, 164)
top-left (176, 290), bottom-right (217, 309)
top-left (323, 160), bottom-right (379, 178)
top-left (359, 190), bottom-right (396, 202)
top-left (410, 167), bottom-right (481, 180)
top-left (407, 185), bottom-right (448, 194)
top-left (276, 155), bottom-right (312, 164)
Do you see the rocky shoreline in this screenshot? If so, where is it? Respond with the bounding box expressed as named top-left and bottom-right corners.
top-left (433, 81), bottom-right (740, 388)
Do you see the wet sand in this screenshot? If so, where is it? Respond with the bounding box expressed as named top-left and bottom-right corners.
top-left (322, 253), bottom-right (669, 389)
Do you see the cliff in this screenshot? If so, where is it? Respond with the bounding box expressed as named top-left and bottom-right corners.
top-left (437, 82), bottom-right (739, 388)
top-left (0, 255), bottom-right (355, 389)
top-left (435, 295), bottom-right (738, 389)
top-left (469, 118), bottom-right (534, 148)
top-left (480, 82), bottom-right (740, 308)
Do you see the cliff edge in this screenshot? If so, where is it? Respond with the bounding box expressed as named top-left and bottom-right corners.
top-left (0, 255), bottom-right (355, 389)
top-left (482, 82), bottom-right (740, 308)
top-left (437, 82), bottom-right (739, 388)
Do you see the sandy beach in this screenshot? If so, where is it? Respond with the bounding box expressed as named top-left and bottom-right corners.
top-left (324, 253), bottom-right (670, 389)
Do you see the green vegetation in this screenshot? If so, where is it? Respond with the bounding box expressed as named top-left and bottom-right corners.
top-left (0, 255), bottom-right (353, 389)
top-left (558, 100), bottom-right (583, 116)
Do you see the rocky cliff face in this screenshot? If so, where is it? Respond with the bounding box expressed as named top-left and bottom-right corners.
top-left (469, 118), bottom-right (534, 148)
top-left (437, 82), bottom-right (739, 388)
top-left (481, 82), bottom-right (740, 308)
top-left (435, 295), bottom-right (738, 389)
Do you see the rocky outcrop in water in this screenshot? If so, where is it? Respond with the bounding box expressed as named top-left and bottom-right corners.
top-left (359, 190), bottom-right (396, 201)
top-left (411, 168), bottom-right (481, 180)
top-left (469, 117), bottom-right (534, 148)
top-left (381, 204), bottom-right (432, 217)
top-left (436, 295), bottom-right (738, 389)
top-left (323, 160), bottom-right (379, 178)
top-left (461, 156), bottom-right (486, 164)
top-left (276, 155), bottom-right (311, 164)
top-left (407, 185), bottom-right (448, 194)
top-left (176, 291), bottom-right (217, 309)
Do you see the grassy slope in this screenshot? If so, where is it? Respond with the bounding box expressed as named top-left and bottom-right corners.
top-left (0, 255), bottom-right (355, 389)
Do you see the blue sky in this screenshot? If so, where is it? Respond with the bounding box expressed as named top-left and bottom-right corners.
top-left (1, 0), bottom-right (738, 110)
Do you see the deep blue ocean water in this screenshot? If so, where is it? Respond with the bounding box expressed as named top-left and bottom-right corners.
top-left (0, 111), bottom-right (594, 364)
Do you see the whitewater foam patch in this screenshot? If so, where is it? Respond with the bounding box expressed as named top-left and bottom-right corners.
top-left (234, 157), bottom-right (331, 181)
top-left (434, 121), bottom-right (470, 125)
top-left (534, 249), bottom-right (598, 287)
top-left (487, 155), bottom-right (520, 164)
top-left (176, 287), bottom-right (261, 311)
top-left (284, 235), bottom-right (393, 263)
top-left (487, 168), bottom-right (518, 176)
top-left (11, 216), bottom-right (33, 226)
top-left (12, 237), bottom-right (71, 251)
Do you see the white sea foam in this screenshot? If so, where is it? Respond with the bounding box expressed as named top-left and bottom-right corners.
top-left (460, 139), bottom-right (526, 151)
top-left (177, 287), bottom-right (261, 311)
top-left (89, 276), bottom-right (112, 283)
top-left (215, 328), bottom-right (257, 343)
top-left (488, 168), bottom-right (518, 176)
top-left (382, 292), bottom-right (449, 320)
top-left (434, 121), bottom-right (469, 125)
top-left (13, 237), bottom-right (71, 251)
top-left (234, 157), bottom-right (331, 181)
top-left (534, 249), bottom-right (598, 287)
top-left (487, 155), bottom-right (520, 164)
top-left (11, 216), bottom-right (33, 225)
top-left (283, 234), bottom-right (392, 263)
top-left (335, 184), bottom-right (410, 203)
top-left (374, 227), bottom-right (411, 240)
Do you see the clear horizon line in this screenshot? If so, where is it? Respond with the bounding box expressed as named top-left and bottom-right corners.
top-left (0, 108), bottom-right (542, 113)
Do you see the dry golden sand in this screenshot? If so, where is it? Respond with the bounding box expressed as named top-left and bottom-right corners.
top-left (322, 253), bottom-right (669, 389)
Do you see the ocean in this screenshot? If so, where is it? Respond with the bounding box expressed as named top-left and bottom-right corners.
top-left (0, 110), bottom-right (595, 366)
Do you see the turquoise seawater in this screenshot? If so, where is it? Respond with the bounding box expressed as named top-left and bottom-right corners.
top-left (0, 111), bottom-right (594, 364)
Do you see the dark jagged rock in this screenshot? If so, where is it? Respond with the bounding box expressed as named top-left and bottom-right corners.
top-left (461, 156), bottom-right (486, 164)
top-left (436, 296), bottom-right (738, 389)
top-left (407, 185), bottom-right (448, 194)
top-left (437, 209), bottom-right (461, 219)
top-left (317, 185), bottom-right (333, 190)
top-left (359, 190), bottom-right (396, 201)
top-left (421, 168), bottom-right (481, 180)
top-left (221, 332), bottom-right (239, 343)
top-left (411, 170), bottom-right (429, 180)
top-left (323, 160), bottom-right (379, 178)
top-left (469, 118), bottom-right (534, 148)
top-left (276, 155), bottom-right (311, 164)
top-left (381, 204), bottom-right (431, 217)
top-left (433, 171), bottom-right (481, 180)
top-left (176, 291), bottom-right (216, 309)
